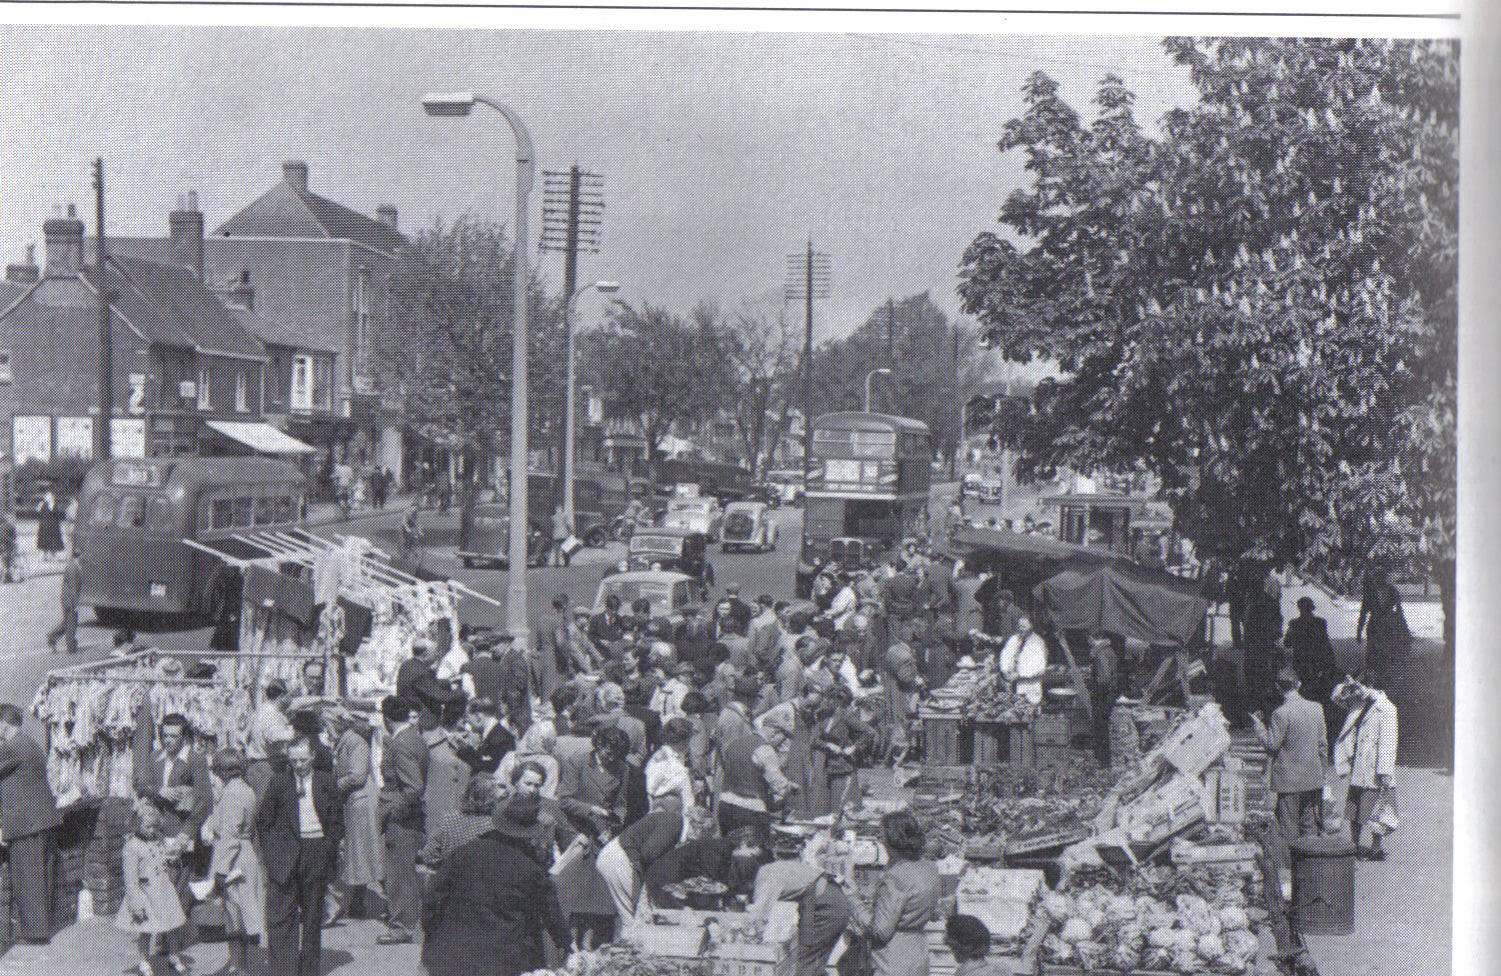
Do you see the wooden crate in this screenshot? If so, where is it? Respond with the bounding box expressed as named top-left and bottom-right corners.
top-left (1009, 725), bottom-right (1036, 766)
top-left (923, 716), bottom-right (965, 766)
top-left (917, 765), bottom-right (974, 790)
top-left (975, 722), bottom-right (1006, 765)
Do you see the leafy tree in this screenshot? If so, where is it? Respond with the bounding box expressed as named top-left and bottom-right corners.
top-left (379, 216), bottom-right (560, 543)
top-left (808, 292), bottom-right (982, 467)
top-left (591, 301), bottom-right (733, 462)
top-left (721, 301), bottom-right (802, 479)
top-left (958, 39), bottom-right (1457, 617)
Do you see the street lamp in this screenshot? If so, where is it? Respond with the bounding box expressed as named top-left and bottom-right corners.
top-left (423, 91), bottom-right (535, 643)
top-left (563, 280), bottom-right (620, 528)
top-left (864, 368), bottom-right (892, 413)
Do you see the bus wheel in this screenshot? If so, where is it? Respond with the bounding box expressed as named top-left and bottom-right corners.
top-left (95, 606), bottom-right (131, 628)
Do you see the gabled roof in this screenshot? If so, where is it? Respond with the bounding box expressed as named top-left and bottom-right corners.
top-left (214, 179), bottom-right (407, 253)
top-left (104, 255), bottom-right (264, 359)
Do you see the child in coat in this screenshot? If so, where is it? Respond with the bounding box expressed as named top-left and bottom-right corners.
top-left (117, 800), bottom-right (189, 976)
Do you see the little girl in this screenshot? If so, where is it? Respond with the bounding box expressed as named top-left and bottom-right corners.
top-left (117, 800), bottom-right (190, 976)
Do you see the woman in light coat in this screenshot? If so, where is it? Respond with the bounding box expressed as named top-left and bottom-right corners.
top-left (845, 811), bottom-right (940, 976)
top-left (204, 750), bottom-right (265, 976)
top-left (1333, 672), bottom-right (1399, 861)
top-left (330, 707), bottom-right (385, 917)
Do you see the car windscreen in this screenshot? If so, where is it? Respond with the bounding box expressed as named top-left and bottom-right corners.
top-left (600, 580), bottom-right (673, 610)
top-left (630, 534), bottom-right (684, 555)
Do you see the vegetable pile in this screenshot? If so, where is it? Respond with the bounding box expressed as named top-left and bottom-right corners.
top-left (521, 945), bottom-right (709, 976)
top-left (660, 877), bottom-right (728, 902)
top-left (1039, 866), bottom-right (1260, 973)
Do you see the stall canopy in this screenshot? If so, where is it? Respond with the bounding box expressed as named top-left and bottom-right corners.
top-left (206, 420), bottom-right (316, 454)
top-left (1032, 562), bottom-right (1209, 648)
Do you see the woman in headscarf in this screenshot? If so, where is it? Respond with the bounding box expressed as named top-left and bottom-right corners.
top-left (497, 721), bottom-right (561, 799)
top-left (844, 811), bottom-right (940, 976)
top-left (645, 717), bottom-right (700, 814)
top-left (329, 706), bottom-right (384, 920)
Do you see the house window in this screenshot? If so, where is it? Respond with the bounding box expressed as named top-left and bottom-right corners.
top-left (0, 348), bottom-right (11, 383)
top-left (235, 371), bottom-right (248, 412)
top-left (354, 267), bottom-right (371, 363)
top-left (291, 355), bottom-right (312, 412)
top-left (197, 367), bottom-right (210, 410)
top-left (314, 357), bottom-right (333, 411)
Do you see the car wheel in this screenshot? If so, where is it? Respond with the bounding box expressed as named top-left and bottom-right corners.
top-left (585, 527), bottom-right (607, 548)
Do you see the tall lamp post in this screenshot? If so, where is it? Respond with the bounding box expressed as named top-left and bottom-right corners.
top-left (864, 368), bottom-right (892, 413)
top-left (563, 280), bottom-right (619, 528)
top-left (423, 91), bottom-right (535, 642)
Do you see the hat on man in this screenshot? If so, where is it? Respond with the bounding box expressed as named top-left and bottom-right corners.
top-left (493, 795), bottom-right (542, 839)
top-left (732, 676), bottom-right (761, 700)
top-left (756, 594), bottom-right (775, 608)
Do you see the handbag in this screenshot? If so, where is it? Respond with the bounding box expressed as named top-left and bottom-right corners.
top-left (1372, 788), bottom-right (1400, 835)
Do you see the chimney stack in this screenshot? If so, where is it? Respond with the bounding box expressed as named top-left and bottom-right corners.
top-left (375, 205), bottom-right (398, 230)
top-left (6, 244), bottom-right (39, 284)
top-left (168, 190), bottom-right (204, 279)
top-left (42, 204), bottom-right (85, 278)
top-left (224, 269), bottom-right (254, 311)
top-left (283, 160), bottom-right (308, 193)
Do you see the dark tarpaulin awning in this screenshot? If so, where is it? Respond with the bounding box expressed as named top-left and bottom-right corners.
top-left (1032, 562), bottom-right (1209, 648)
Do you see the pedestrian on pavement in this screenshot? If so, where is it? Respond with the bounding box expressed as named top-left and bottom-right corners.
top-left (246, 680), bottom-right (293, 806)
top-left (257, 735), bottom-right (343, 976)
top-left (424, 702), bottom-right (474, 835)
top-left (1357, 570), bottom-right (1410, 693)
top-left (1088, 635), bottom-right (1120, 767)
top-left (455, 695), bottom-right (516, 776)
top-left (1284, 596), bottom-right (1340, 739)
top-left (117, 801), bottom-right (189, 976)
top-left (421, 774), bottom-right (501, 868)
top-left (421, 795), bottom-right (572, 976)
top-left (0, 703), bottom-right (61, 944)
top-left (1333, 671), bottom-right (1400, 862)
top-left (1252, 667), bottom-right (1329, 843)
top-left (46, 553), bottom-right (81, 654)
top-left (594, 796), bottom-right (685, 933)
top-left (552, 504), bottom-right (575, 567)
top-left (397, 637), bottom-right (461, 732)
top-left (35, 487), bottom-right (64, 558)
top-left (495, 633), bottom-right (536, 734)
top-left (844, 811), bottom-right (940, 976)
top-left (0, 510), bottom-right (18, 583)
top-left (377, 695), bottom-right (429, 945)
top-left (203, 749), bottom-right (265, 976)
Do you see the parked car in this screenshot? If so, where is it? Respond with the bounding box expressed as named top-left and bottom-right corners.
top-left (720, 501), bottom-right (778, 553)
top-left (661, 496), bottom-right (723, 537)
top-left (624, 526), bottom-right (716, 589)
top-left (592, 569), bottom-right (708, 628)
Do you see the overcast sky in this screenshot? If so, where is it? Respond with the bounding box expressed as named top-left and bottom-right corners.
top-left (0, 28), bottom-right (1200, 338)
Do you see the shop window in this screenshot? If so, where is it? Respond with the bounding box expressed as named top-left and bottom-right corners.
top-left (235, 371), bottom-right (248, 412)
top-left (274, 495), bottom-right (296, 524)
top-left (197, 368), bottom-right (211, 410)
top-left (210, 497), bottom-right (234, 531)
top-left (232, 496), bottom-right (254, 528)
top-left (291, 355), bottom-right (313, 412)
top-left (255, 496), bottom-right (276, 525)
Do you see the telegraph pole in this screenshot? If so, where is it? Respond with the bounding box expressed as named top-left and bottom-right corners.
top-left (542, 164), bottom-right (603, 509)
top-left (785, 244), bottom-right (829, 486)
top-left (93, 159), bottom-right (112, 462)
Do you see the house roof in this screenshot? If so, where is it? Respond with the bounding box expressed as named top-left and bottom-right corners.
top-left (106, 255), bottom-right (264, 359)
top-left (233, 305), bottom-right (342, 355)
top-left (214, 179), bottom-right (407, 252)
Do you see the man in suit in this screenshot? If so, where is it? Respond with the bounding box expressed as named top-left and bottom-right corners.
top-left (456, 697), bottom-right (516, 776)
top-left (589, 594), bottom-right (626, 649)
top-left (721, 583), bottom-right (753, 635)
top-left (538, 593), bottom-right (575, 683)
top-left (257, 735), bottom-right (344, 976)
top-left (1252, 667), bottom-right (1329, 843)
top-left (557, 726), bottom-right (647, 842)
top-left (0, 704), bottom-right (61, 943)
top-left (377, 695), bottom-right (429, 945)
top-left (133, 711), bottom-right (212, 958)
top-left (674, 606), bottom-right (713, 678)
top-left (746, 595), bottom-right (782, 671)
top-left (495, 633), bottom-right (536, 734)
top-left (397, 638), bottom-right (461, 731)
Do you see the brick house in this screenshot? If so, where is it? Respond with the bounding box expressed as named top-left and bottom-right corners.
top-left (0, 204), bottom-right (288, 466)
top-left (103, 162), bottom-right (407, 484)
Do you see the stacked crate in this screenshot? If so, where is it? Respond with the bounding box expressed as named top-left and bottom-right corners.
top-left (84, 797), bottom-right (130, 918)
top-left (1227, 730), bottom-right (1272, 820)
top-left (1032, 712), bottom-right (1077, 768)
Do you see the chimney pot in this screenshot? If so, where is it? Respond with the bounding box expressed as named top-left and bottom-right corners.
top-left (376, 205), bottom-right (399, 230)
top-left (283, 160), bottom-right (309, 192)
top-left (6, 243), bottom-right (39, 284)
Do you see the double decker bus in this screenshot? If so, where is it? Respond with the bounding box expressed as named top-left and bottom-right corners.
top-left (797, 412), bottom-right (931, 594)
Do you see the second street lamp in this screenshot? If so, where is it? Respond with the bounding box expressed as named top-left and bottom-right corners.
top-left (865, 368), bottom-right (892, 413)
top-left (422, 91), bottom-right (535, 643)
top-left (563, 280), bottom-right (619, 529)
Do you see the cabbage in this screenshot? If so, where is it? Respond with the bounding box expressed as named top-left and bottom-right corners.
top-left (1061, 918), bottom-right (1093, 943)
top-left (1172, 930), bottom-right (1199, 954)
top-left (1217, 906), bottom-right (1250, 931)
top-left (1110, 943), bottom-right (1140, 972)
top-left (1197, 933), bottom-right (1225, 960)
top-left (1147, 927), bottom-right (1177, 949)
top-left (1107, 895), bottom-right (1138, 921)
top-left (1075, 941), bottom-right (1106, 970)
top-left (1042, 893), bottom-right (1073, 923)
top-left (1084, 908), bottom-right (1109, 934)
top-left (1223, 929), bottom-right (1259, 958)
top-left (1143, 946), bottom-right (1173, 970)
top-left (1118, 923), bottom-right (1147, 951)
top-left (1042, 934), bottom-right (1075, 964)
top-left (1171, 948), bottom-right (1201, 973)
top-left (1215, 887), bottom-right (1249, 909)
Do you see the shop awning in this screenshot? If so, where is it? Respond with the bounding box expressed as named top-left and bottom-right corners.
top-left (205, 420), bottom-right (316, 455)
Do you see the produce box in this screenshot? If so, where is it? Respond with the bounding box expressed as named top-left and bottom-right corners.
top-left (1010, 725), bottom-right (1037, 766)
top-left (1158, 715), bottom-right (1230, 777)
top-left (923, 716), bottom-right (967, 766)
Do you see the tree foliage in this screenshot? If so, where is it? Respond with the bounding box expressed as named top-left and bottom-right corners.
top-left (590, 301), bottom-right (733, 460)
top-left (958, 38), bottom-right (1457, 587)
top-left (808, 292), bottom-right (982, 465)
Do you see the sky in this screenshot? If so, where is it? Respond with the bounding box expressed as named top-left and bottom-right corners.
top-left (0, 28), bottom-right (1201, 340)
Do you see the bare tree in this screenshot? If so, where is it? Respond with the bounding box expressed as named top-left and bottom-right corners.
top-left (722, 300), bottom-right (801, 479)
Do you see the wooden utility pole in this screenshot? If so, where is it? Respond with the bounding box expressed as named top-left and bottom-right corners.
top-left (785, 245), bottom-right (829, 485)
top-left (93, 159), bottom-right (112, 462)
